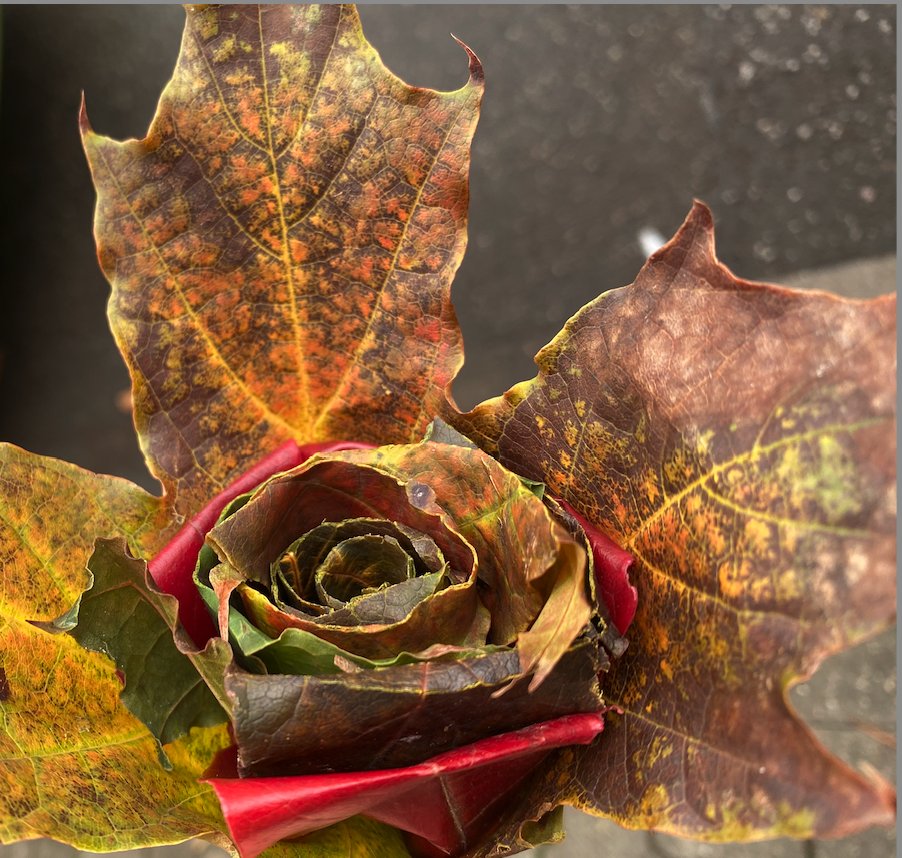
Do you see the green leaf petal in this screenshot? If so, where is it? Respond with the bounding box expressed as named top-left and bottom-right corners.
top-left (49, 538), bottom-right (233, 746)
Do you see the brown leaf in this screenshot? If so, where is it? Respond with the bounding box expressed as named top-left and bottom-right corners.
top-left (453, 202), bottom-right (896, 839)
top-left (227, 637), bottom-right (604, 777)
top-left (82, 4), bottom-right (483, 518)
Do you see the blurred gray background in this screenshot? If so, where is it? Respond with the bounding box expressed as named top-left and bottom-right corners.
top-left (0, 5), bottom-right (895, 858)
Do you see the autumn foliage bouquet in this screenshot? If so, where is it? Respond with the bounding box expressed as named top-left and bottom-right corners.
top-left (0, 5), bottom-right (895, 858)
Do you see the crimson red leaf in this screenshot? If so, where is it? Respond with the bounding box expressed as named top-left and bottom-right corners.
top-left (206, 711), bottom-right (605, 858)
top-left (559, 498), bottom-right (637, 636)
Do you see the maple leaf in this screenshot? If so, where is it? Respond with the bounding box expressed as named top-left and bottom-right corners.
top-left (81, 3), bottom-right (483, 521)
top-left (452, 201), bottom-right (896, 842)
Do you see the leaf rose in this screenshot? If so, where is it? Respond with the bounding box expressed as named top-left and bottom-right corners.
top-left (197, 431), bottom-right (612, 774)
top-left (57, 423), bottom-right (633, 856)
top-left (0, 5), bottom-right (894, 858)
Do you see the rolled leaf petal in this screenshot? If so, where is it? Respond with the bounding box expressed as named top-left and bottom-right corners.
top-left (192, 435), bottom-right (603, 782)
top-left (207, 711), bottom-right (606, 858)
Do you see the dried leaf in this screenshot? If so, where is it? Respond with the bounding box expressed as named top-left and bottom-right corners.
top-left (453, 202), bottom-right (897, 839)
top-left (82, 4), bottom-right (483, 518)
top-left (227, 638), bottom-right (603, 777)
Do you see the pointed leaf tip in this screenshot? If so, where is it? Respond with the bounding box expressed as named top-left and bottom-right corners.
top-left (647, 200), bottom-right (716, 269)
top-left (78, 92), bottom-right (93, 137)
top-left (452, 34), bottom-right (485, 86)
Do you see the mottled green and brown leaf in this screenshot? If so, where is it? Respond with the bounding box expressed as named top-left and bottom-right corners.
top-left (49, 538), bottom-right (233, 745)
top-left (0, 445), bottom-right (230, 848)
top-left (454, 202), bottom-right (896, 840)
top-left (83, 4), bottom-right (483, 517)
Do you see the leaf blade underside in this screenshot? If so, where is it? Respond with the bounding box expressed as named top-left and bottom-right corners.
top-left (453, 202), bottom-right (897, 840)
top-left (83, 3), bottom-right (483, 518)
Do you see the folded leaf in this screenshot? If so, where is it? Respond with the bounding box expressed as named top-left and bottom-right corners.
top-left (237, 573), bottom-right (485, 662)
top-left (207, 711), bottom-right (606, 858)
top-left (47, 538), bottom-right (233, 746)
top-left (0, 445), bottom-right (229, 848)
top-left (454, 202), bottom-right (896, 839)
top-left (226, 637), bottom-right (604, 776)
top-left (274, 518), bottom-right (446, 610)
top-left (213, 606), bottom-right (505, 678)
top-left (82, 3), bottom-right (483, 519)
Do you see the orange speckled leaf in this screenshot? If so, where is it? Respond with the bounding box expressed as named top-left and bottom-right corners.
top-left (0, 444), bottom-right (231, 848)
top-left (454, 203), bottom-right (896, 840)
top-left (83, 4), bottom-right (483, 517)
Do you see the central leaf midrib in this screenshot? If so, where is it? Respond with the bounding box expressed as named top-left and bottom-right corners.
top-left (256, 7), bottom-right (312, 427)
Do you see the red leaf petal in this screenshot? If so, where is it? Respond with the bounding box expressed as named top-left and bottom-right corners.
top-left (559, 499), bottom-right (637, 635)
top-left (206, 712), bottom-right (604, 858)
top-left (148, 441), bottom-right (372, 646)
